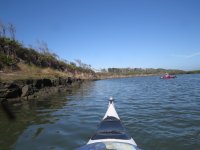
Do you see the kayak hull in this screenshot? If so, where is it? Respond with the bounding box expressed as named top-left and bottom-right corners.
top-left (76, 98), bottom-right (141, 150)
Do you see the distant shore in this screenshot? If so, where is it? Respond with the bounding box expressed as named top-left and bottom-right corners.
top-left (96, 71), bottom-right (200, 80)
top-left (1, 70), bottom-right (200, 103)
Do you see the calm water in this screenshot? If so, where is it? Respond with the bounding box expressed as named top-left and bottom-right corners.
top-left (0, 74), bottom-right (200, 150)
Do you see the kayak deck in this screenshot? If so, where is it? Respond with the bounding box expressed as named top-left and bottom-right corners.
top-left (91, 116), bottom-right (131, 140)
top-left (87, 98), bottom-right (137, 146)
top-left (77, 97), bottom-right (141, 149)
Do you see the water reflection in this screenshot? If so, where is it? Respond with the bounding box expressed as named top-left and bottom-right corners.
top-left (0, 81), bottom-right (94, 150)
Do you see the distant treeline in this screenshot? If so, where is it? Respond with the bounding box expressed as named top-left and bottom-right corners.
top-left (185, 70), bottom-right (200, 74)
top-left (100, 68), bottom-right (200, 75)
top-left (100, 68), bottom-right (186, 75)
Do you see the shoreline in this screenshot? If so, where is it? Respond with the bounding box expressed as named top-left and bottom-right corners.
top-left (0, 73), bottom-right (157, 103)
top-left (0, 77), bottom-right (83, 103)
top-left (1, 72), bottom-right (199, 103)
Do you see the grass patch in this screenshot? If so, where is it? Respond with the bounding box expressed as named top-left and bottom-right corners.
top-left (0, 63), bottom-right (72, 81)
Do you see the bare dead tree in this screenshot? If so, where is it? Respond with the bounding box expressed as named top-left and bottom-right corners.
top-left (36, 40), bottom-right (49, 54)
top-left (0, 22), bottom-right (6, 37)
top-left (64, 59), bottom-right (69, 64)
top-left (75, 59), bottom-right (92, 69)
top-left (75, 59), bottom-right (83, 67)
top-left (8, 23), bottom-right (16, 40)
top-left (0, 22), bottom-right (2, 37)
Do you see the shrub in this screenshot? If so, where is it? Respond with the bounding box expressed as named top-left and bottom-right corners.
top-left (0, 54), bottom-right (16, 66)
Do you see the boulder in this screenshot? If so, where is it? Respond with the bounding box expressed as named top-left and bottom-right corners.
top-left (43, 79), bottom-right (52, 87)
top-left (34, 79), bottom-right (43, 89)
top-left (59, 77), bottom-right (66, 85)
top-left (13, 80), bottom-right (26, 88)
top-left (21, 85), bottom-right (29, 97)
top-left (52, 79), bottom-right (59, 86)
top-left (5, 87), bottom-right (22, 98)
top-left (26, 79), bottom-right (34, 85)
top-left (67, 77), bottom-right (73, 85)
top-left (0, 89), bottom-right (7, 98)
top-left (7, 83), bottom-right (19, 89)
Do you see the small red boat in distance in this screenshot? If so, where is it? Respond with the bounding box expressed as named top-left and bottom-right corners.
top-left (160, 73), bottom-right (176, 79)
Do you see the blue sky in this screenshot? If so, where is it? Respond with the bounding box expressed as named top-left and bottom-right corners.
top-left (1, 0), bottom-right (200, 70)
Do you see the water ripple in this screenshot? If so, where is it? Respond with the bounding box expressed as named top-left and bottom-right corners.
top-left (3, 74), bottom-right (200, 150)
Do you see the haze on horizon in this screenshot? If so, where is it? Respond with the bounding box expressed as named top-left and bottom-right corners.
top-left (0, 0), bottom-right (200, 71)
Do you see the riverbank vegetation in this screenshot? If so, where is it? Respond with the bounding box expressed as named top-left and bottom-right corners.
top-left (0, 22), bottom-right (96, 80)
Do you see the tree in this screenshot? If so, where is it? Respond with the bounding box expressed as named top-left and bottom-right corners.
top-left (52, 52), bottom-right (59, 59)
top-left (75, 59), bottom-right (83, 67)
top-left (0, 22), bottom-right (6, 37)
top-left (63, 59), bottom-right (69, 64)
top-left (8, 23), bottom-right (16, 40)
top-left (0, 22), bottom-right (2, 37)
top-left (37, 40), bottom-right (49, 54)
top-left (101, 68), bottom-right (107, 72)
top-left (75, 59), bottom-right (92, 69)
